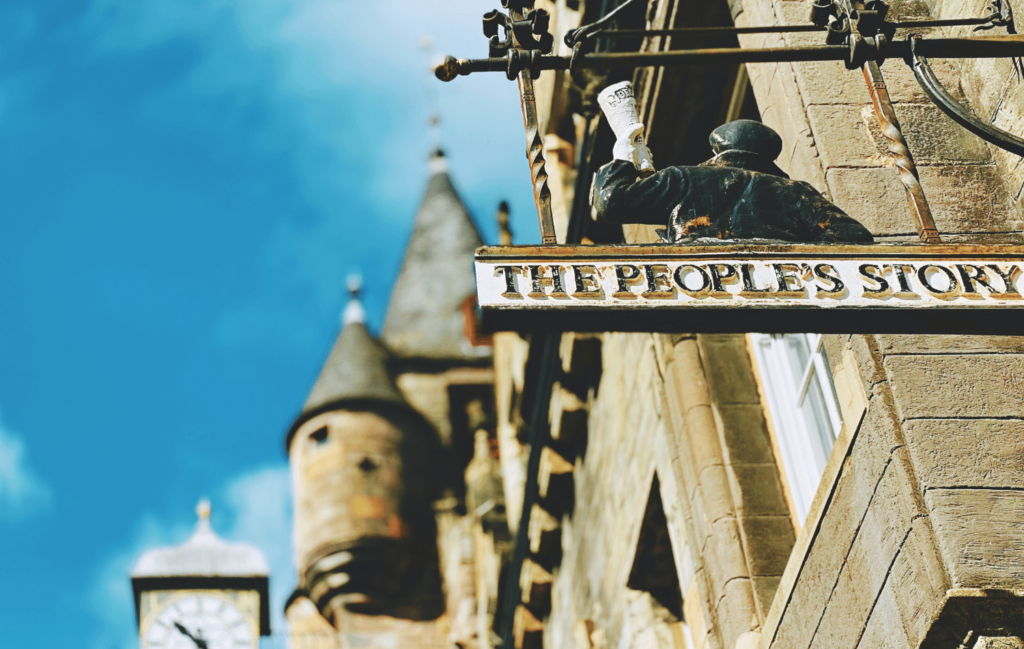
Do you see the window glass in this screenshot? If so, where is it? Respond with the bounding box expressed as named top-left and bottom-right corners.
top-left (750, 334), bottom-right (842, 524)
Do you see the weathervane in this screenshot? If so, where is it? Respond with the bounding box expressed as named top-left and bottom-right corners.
top-left (436, 0), bottom-right (1024, 245)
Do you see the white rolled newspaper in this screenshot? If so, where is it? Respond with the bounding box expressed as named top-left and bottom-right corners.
top-left (597, 81), bottom-right (655, 177)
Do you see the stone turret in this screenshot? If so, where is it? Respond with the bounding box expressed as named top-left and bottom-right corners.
top-left (285, 285), bottom-right (443, 625)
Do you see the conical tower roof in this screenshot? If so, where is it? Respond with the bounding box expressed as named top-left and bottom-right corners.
top-left (382, 150), bottom-right (489, 361)
top-left (132, 500), bottom-right (269, 578)
top-left (286, 289), bottom-right (408, 449)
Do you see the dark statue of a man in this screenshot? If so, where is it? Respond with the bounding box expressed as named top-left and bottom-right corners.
top-left (591, 83), bottom-right (873, 244)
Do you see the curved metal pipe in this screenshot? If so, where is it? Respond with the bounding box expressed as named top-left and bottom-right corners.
top-left (909, 36), bottom-right (1024, 157)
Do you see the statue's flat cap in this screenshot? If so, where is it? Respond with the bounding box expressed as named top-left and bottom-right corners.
top-left (710, 120), bottom-right (784, 160)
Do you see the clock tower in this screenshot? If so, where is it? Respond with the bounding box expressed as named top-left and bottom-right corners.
top-left (131, 500), bottom-right (271, 649)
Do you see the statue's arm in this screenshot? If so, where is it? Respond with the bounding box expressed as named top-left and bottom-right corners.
top-left (818, 217), bottom-right (875, 243)
top-left (795, 182), bottom-right (875, 243)
top-left (592, 161), bottom-right (687, 225)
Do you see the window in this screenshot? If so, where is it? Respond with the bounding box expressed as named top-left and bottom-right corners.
top-left (750, 334), bottom-right (842, 524)
top-left (306, 425), bottom-right (329, 453)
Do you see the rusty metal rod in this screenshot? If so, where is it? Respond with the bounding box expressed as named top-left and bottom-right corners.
top-left (862, 60), bottom-right (941, 242)
top-left (435, 35), bottom-right (1024, 80)
top-left (509, 4), bottom-right (558, 245)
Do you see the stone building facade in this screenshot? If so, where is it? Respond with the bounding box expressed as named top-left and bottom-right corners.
top-left (488, 1), bottom-right (1024, 649)
top-left (284, 1), bottom-right (1024, 648)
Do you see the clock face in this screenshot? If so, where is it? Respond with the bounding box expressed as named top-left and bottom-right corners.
top-left (144, 593), bottom-right (254, 649)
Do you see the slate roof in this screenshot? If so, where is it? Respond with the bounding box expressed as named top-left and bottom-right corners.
top-left (302, 316), bottom-right (406, 415)
top-left (381, 150), bottom-right (489, 361)
top-left (285, 297), bottom-right (410, 450)
top-left (132, 501), bottom-right (268, 578)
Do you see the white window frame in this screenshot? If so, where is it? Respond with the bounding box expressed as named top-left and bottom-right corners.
top-left (750, 333), bottom-right (843, 524)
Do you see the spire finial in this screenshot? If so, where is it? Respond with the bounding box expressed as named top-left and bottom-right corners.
top-left (497, 201), bottom-right (513, 245)
top-left (195, 498), bottom-right (212, 532)
top-left (429, 147), bottom-right (448, 174)
top-left (343, 274), bottom-right (366, 325)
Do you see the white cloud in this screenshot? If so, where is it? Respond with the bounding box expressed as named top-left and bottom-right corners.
top-left (89, 464), bottom-right (293, 649)
top-left (0, 410), bottom-right (51, 520)
top-left (89, 515), bottom-right (190, 649)
top-left (224, 465), bottom-right (295, 637)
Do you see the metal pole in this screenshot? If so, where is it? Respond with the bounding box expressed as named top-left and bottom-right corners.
top-left (435, 35), bottom-right (1024, 79)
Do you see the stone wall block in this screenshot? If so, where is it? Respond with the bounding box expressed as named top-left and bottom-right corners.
top-left (765, 64), bottom-right (807, 165)
top-left (698, 335), bottom-right (761, 405)
top-left (961, 55), bottom-right (1018, 121)
top-left (792, 61), bottom-right (872, 106)
top-left (877, 334), bottom-right (1024, 355)
top-left (786, 135), bottom-right (830, 196)
top-left (528, 504), bottom-right (561, 558)
top-left (750, 575), bottom-right (782, 624)
top-left (520, 559), bottom-right (554, 615)
top-left (699, 464), bottom-right (738, 525)
top-left (920, 164), bottom-right (1018, 232)
top-left (769, 410), bottom-right (894, 648)
top-left (905, 419), bottom-right (1024, 491)
top-left (715, 577), bottom-right (758, 649)
top-left (810, 449), bottom-right (920, 648)
top-left (738, 515), bottom-right (796, 577)
top-left (713, 404), bottom-right (776, 466)
top-left (807, 104), bottom-right (881, 168)
top-left (727, 465), bottom-right (790, 518)
top-left (891, 104), bottom-right (992, 164)
top-left (670, 339), bottom-right (712, 413)
top-left (757, 63), bottom-right (830, 194)
top-left (825, 166), bottom-right (919, 237)
top-left (926, 488), bottom-right (1024, 589)
top-left (821, 334), bottom-right (851, 374)
top-left (889, 518), bottom-right (949, 644)
top-left (826, 164), bottom-right (1017, 237)
top-left (514, 605), bottom-right (544, 649)
top-left (687, 405), bottom-right (728, 474)
top-left (689, 485), bottom-right (711, 551)
top-left (848, 334), bottom-right (888, 394)
top-left (704, 517), bottom-right (752, 603)
top-left (855, 582), bottom-right (913, 649)
top-left (885, 354), bottom-right (1024, 419)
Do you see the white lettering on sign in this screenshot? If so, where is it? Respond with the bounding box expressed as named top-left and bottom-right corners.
top-left (476, 259), bottom-right (1024, 309)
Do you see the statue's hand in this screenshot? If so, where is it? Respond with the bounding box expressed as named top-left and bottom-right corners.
top-left (612, 124), bottom-right (655, 177)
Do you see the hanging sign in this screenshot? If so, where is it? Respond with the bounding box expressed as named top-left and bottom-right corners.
top-left (474, 244), bottom-right (1024, 334)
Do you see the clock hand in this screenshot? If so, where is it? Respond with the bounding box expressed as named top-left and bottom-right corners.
top-left (173, 622), bottom-right (210, 649)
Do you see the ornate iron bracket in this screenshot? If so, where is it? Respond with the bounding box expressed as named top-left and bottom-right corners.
top-left (975, 0), bottom-right (1016, 33)
top-left (437, 0), bottom-right (1024, 244)
top-left (483, 7), bottom-right (553, 64)
top-left (909, 36), bottom-right (1024, 157)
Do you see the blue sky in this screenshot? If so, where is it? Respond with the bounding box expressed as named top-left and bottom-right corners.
top-left (0, 1), bottom-right (535, 646)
